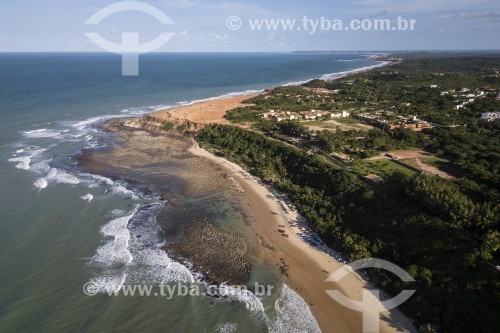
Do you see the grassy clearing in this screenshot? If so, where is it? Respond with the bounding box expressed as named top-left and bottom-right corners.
top-left (334, 117), bottom-right (361, 125)
top-left (299, 120), bottom-right (336, 128)
top-left (355, 159), bottom-right (417, 178)
top-left (316, 153), bottom-right (344, 169)
top-left (422, 156), bottom-right (450, 166)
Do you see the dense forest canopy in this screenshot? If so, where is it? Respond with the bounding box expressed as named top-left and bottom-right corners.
top-left (196, 55), bottom-right (500, 332)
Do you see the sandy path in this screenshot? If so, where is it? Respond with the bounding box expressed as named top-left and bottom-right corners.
top-left (188, 143), bottom-right (416, 333)
top-left (413, 159), bottom-right (455, 179)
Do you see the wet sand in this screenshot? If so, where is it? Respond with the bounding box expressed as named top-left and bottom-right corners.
top-left (189, 143), bottom-right (417, 333)
top-left (79, 119), bottom-right (253, 286)
top-left (81, 117), bottom-right (416, 333)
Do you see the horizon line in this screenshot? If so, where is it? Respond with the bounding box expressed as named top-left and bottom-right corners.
top-left (0, 49), bottom-right (500, 54)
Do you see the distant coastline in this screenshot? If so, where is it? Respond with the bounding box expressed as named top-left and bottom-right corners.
top-left (142, 57), bottom-right (393, 132)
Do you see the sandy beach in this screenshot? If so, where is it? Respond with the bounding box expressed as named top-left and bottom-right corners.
top-left (188, 143), bottom-right (417, 333)
top-left (81, 68), bottom-right (418, 331)
top-left (148, 94), bottom-right (258, 125)
top-left (82, 114), bottom-right (416, 332)
top-left (111, 84), bottom-right (417, 331)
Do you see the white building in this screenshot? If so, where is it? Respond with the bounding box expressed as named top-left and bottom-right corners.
top-left (330, 111), bottom-right (351, 118)
top-left (480, 112), bottom-right (500, 121)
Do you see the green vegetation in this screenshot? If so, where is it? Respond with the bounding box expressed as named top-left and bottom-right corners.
top-left (317, 127), bottom-right (419, 157)
top-left (356, 159), bottom-right (417, 178)
top-left (225, 85), bottom-right (341, 123)
top-left (254, 120), bottom-right (312, 139)
top-left (176, 124), bottom-right (187, 133)
top-left (195, 54), bottom-right (500, 332)
top-left (422, 123), bottom-right (500, 190)
top-left (224, 106), bottom-right (261, 123)
top-left (196, 124), bottom-right (499, 332)
top-left (162, 122), bottom-right (175, 131)
top-left (305, 55), bottom-right (500, 126)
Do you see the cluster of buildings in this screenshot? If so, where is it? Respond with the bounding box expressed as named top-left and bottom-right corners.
top-left (390, 117), bottom-right (432, 130)
top-left (260, 109), bottom-right (350, 122)
top-left (438, 87), bottom-right (498, 111)
top-left (354, 111), bottom-right (431, 130)
top-left (480, 112), bottom-right (500, 121)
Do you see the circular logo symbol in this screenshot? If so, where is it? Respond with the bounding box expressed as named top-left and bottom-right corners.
top-left (226, 16), bottom-right (243, 31)
top-left (83, 282), bottom-right (99, 296)
top-left (326, 258), bottom-right (415, 333)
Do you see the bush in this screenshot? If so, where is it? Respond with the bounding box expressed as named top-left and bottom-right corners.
top-left (162, 122), bottom-right (175, 131)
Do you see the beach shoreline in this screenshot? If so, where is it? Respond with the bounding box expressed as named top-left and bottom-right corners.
top-left (146, 93), bottom-right (259, 128)
top-left (187, 142), bottom-right (416, 333)
top-left (87, 58), bottom-right (413, 332)
top-left (143, 60), bottom-right (392, 129)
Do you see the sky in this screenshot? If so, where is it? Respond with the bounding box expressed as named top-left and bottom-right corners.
top-left (1, 0), bottom-right (500, 52)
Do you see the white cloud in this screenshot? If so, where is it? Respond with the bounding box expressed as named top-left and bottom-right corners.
top-left (175, 30), bottom-right (205, 41)
top-left (210, 33), bottom-right (229, 41)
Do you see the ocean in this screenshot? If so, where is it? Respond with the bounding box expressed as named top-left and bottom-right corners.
top-left (0, 52), bottom-right (383, 333)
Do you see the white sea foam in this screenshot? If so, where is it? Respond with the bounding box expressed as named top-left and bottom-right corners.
top-left (30, 159), bottom-right (52, 174)
top-left (8, 147), bottom-right (47, 171)
top-left (92, 174), bottom-right (114, 185)
top-left (8, 156), bottom-right (31, 170)
top-left (71, 116), bottom-right (113, 129)
top-left (69, 113), bottom-right (146, 131)
top-left (49, 169), bottom-right (80, 185)
top-left (335, 58), bottom-right (364, 62)
top-left (156, 89), bottom-right (264, 113)
top-left (22, 128), bottom-right (62, 139)
top-left (320, 61), bottom-right (390, 81)
top-left (217, 322), bottom-right (238, 333)
top-left (282, 59), bottom-right (390, 86)
top-left (23, 128), bottom-right (47, 134)
top-left (269, 285), bottom-right (321, 333)
top-left (125, 204), bottom-right (196, 284)
top-left (88, 273), bottom-right (127, 295)
top-left (87, 204), bottom-right (197, 294)
top-left (91, 207), bottom-right (138, 267)
top-left (112, 185), bottom-right (138, 199)
top-left (81, 194), bottom-right (93, 202)
top-left (46, 168), bottom-right (58, 179)
top-left (225, 285), bottom-right (266, 314)
top-left (80, 173), bottom-right (114, 188)
top-left (34, 178), bottom-right (48, 189)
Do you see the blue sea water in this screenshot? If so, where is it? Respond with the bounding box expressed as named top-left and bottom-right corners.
top-left (0, 52), bottom-right (383, 333)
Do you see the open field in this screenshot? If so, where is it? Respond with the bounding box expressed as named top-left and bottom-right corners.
top-left (302, 118), bottom-right (373, 132)
top-left (367, 150), bottom-right (456, 179)
top-left (354, 159), bottom-right (417, 178)
top-left (401, 158), bottom-right (456, 179)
